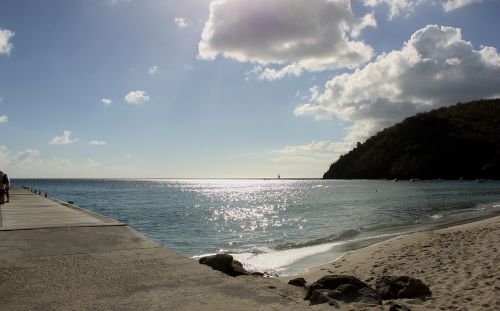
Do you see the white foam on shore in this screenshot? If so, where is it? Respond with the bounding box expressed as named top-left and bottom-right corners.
top-left (431, 214), bottom-right (443, 220)
top-left (232, 241), bottom-right (344, 274)
top-left (192, 230), bottom-right (419, 276)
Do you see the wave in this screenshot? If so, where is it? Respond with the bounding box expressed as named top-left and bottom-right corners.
top-left (274, 228), bottom-right (361, 251)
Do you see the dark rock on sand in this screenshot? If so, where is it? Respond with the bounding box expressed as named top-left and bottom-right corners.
top-left (305, 275), bottom-right (382, 305)
top-left (288, 277), bottom-right (307, 287)
top-left (375, 276), bottom-right (431, 299)
top-left (389, 302), bottom-right (412, 311)
top-left (199, 254), bottom-right (250, 277)
top-left (309, 289), bottom-right (331, 305)
top-left (304, 275), bottom-right (366, 300)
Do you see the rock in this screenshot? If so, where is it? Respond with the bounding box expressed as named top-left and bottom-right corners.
top-left (304, 275), bottom-right (367, 300)
top-left (305, 275), bottom-right (382, 305)
top-left (375, 276), bottom-right (432, 300)
top-left (288, 277), bottom-right (307, 287)
top-left (309, 289), bottom-right (331, 305)
top-left (389, 302), bottom-right (412, 311)
top-left (199, 254), bottom-right (251, 277)
top-left (230, 257), bottom-right (250, 275)
top-left (325, 284), bottom-right (382, 305)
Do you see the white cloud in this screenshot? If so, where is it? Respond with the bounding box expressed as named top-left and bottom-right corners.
top-left (124, 90), bottom-right (149, 105)
top-left (12, 149), bottom-right (40, 164)
top-left (174, 17), bottom-right (189, 29)
top-left (50, 130), bottom-right (77, 145)
top-left (46, 158), bottom-right (73, 168)
top-left (364, 0), bottom-right (482, 19)
top-left (0, 146), bottom-right (40, 166)
top-left (296, 25), bottom-right (500, 143)
top-left (100, 98), bottom-right (112, 105)
top-left (443, 0), bottom-right (481, 11)
top-left (125, 153), bottom-right (132, 158)
top-left (84, 158), bottom-right (101, 168)
top-left (0, 145), bottom-right (143, 178)
top-left (0, 28), bottom-right (14, 55)
top-left (0, 115), bottom-right (8, 124)
top-left (363, 0), bottom-right (423, 19)
top-left (271, 140), bottom-right (354, 160)
top-left (268, 140), bottom-right (355, 176)
top-left (106, 0), bottom-right (131, 5)
top-left (248, 64), bottom-right (304, 81)
top-left (0, 145), bottom-right (9, 167)
top-left (148, 65), bottom-right (159, 75)
top-left (89, 140), bottom-right (106, 145)
top-left (199, 0), bottom-right (376, 78)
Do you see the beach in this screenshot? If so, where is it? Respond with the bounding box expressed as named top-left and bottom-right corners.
top-left (277, 215), bottom-right (500, 310)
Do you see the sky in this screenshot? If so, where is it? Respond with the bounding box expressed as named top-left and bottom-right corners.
top-left (0, 0), bottom-right (499, 178)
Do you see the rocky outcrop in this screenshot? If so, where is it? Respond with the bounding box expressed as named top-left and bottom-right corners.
top-left (375, 276), bottom-right (432, 299)
top-left (304, 275), bottom-right (382, 305)
top-left (199, 254), bottom-right (250, 277)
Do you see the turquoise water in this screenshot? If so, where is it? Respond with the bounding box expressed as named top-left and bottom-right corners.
top-left (14, 179), bottom-right (500, 275)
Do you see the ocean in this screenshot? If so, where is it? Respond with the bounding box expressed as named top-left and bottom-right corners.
top-left (13, 179), bottom-right (500, 276)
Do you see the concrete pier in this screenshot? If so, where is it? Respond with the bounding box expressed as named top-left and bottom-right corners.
top-left (1, 188), bottom-right (121, 230)
top-left (0, 188), bottom-right (306, 310)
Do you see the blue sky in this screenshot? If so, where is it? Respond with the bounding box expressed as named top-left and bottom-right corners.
top-left (0, 0), bottom-right (499, 178)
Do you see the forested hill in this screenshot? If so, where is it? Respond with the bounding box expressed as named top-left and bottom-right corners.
top-left (323, 99), bottom-right (500, 180)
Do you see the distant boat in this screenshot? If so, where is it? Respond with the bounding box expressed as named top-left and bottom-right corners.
top-left (393, 178), bottom-right (399, 182)
top-left (278, 174), bottom-right (281, 179)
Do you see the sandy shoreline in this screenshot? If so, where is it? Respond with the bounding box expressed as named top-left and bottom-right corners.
top-left (272, 215), bottom-right (500, 310)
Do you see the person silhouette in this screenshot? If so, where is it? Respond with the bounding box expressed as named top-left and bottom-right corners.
top-left (2, 171), bottom-right (10, 203)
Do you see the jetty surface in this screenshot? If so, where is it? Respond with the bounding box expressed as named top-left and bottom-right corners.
top-left (0, 188), bottom-right (305, 310)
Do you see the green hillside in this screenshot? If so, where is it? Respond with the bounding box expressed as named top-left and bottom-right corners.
top-left (323, 99), bottom-right (500, 180)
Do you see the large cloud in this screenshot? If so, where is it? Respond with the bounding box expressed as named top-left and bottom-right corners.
top-left (0, 28), bottom-right (14, 55)
top-left (295, 25), bottom-right (500, 142)
top-left (199, 0), bottom-right (376, 77)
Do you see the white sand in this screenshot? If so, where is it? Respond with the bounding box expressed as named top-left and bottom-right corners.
top-left (278, 215), bottom-right (500, 310)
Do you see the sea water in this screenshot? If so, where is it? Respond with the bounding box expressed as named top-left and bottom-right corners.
top-left (13, 179), bottom-right (500, 275)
